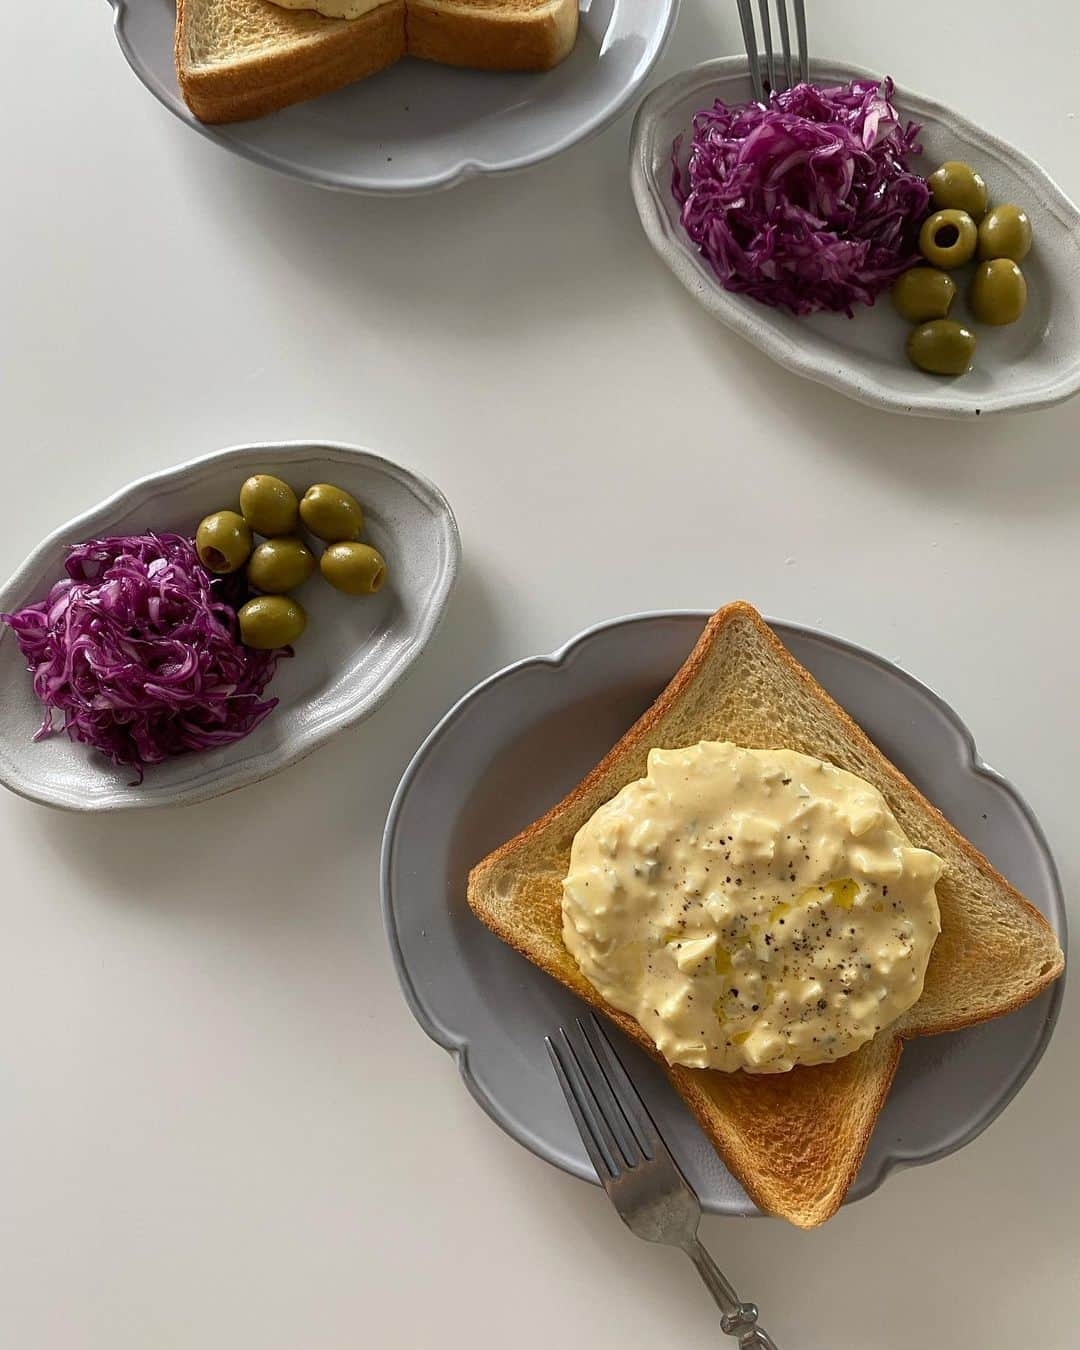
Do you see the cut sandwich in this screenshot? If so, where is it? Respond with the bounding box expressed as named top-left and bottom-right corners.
top-left (176, 0), bottom-right (406, 124)
top-left (467, 602), bottom-right (1064, 1228)
top-left (175, 0), bottom-right (578, 124)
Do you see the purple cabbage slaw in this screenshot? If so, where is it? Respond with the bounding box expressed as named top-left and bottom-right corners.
top-left (2, 533), bottom-right (282, 780)
top-left (672, 79), bottom-right (930, 316)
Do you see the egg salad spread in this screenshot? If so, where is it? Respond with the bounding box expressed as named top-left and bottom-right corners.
top-left (562, 742), bottom-right (943, 1073)
top-left (268, 0), bottom-right (384, 18)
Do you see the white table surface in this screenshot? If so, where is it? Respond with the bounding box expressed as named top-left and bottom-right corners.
top-left (3, 3), bottom-right (1078, 1346)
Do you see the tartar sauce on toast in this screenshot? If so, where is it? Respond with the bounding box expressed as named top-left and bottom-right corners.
top-left (562, 742), bottom-right (942, 1073)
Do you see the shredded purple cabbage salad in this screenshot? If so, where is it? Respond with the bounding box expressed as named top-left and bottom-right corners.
top-left (672, 79), bottom-right (930, 316)
top-left (2, 533), bottom-right (282, 780)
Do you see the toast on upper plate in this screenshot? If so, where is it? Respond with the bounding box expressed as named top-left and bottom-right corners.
top-left (176, 0), bottom-right (406, 124)
top-left (175, 0), bottom-right (578, 124)
top-left (467, 602), bottom-right (1064, 1228)
top-left (407, 0), bottom-right (578, 71)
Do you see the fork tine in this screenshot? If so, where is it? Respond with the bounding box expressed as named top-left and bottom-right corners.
top-left (580, 1015), bottom-right (675, 1170)
top-left (570, 1019), bottom-right (644, 1169)
top-left (776, 0), bottom-right (793, 91)
top-left (735, 0), bottom-right (764, 103)
top-left (794, 0), bottom-right (808, 84)
top-left (546, 1031), bottom-right (623, 1181)
top-left (756, 1), bottom-right (774, 95)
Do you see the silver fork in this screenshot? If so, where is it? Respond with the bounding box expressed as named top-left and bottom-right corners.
top-left (547, 1016), bottom-right (779, 1350)
top-left (736, 0), bottom-right (809, 102)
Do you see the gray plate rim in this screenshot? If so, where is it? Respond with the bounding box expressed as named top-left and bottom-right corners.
top-left (106, 0), bottom-right (682, 195)
top-left (381, 609), bottom-right (1067, 1212)
top-left (0, 438), bottom-right (460, 811)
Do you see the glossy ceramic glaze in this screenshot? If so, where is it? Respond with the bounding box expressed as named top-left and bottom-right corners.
top-left (0, 440), bottom-right (459, 810)
top-left (382, 612), bottom-right (1066, 1215)
top-left (109, 0), bottom-right (679, 193)
top-left (630, 59), bottom-right (1080, 417)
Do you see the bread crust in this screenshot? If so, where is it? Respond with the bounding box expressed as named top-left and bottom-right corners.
top-left (176, 0), bottom-right (406, 123)
top-left (407, 0), bottom-right (578, 71)
top-left (466, 601), bottom-right (1064, 1226)
top-left (175, 0), bottom-right (578, 123)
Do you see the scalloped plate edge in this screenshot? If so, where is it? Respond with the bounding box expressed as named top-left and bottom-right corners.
top-left (381, 609), bottom-right (1067, 1214)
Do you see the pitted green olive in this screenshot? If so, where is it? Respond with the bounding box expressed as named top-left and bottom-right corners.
top-left (246, 536), bottom-right (316, 593)
top-left (927, 161), bottom-right (988, 220)
top-left (906, 319), bottom-right (977, 376)
top-left (320, 542), bottom-right (387, 596)
top-left (239, 475), bottom-right (300, 536)
top-left (299, 484), bottom-right (364, 542)
top-left (237, 595), bottom-right (307, 649)
top-left (918, 210), bottom-right (978, 269)
top-left (891, 267), bottom-right (956, 323)
top-left (196, 511), bottom-right (253, 574)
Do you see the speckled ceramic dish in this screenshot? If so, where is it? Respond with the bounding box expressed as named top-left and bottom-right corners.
top-left (0, 441), bottom-right (458, 811)
top-left (381, 611), bottom-right (1066, 1216)
top-left (107, 0), bottom-right (678, 194)
top-left (630, 58), bottom-right (1080, 418)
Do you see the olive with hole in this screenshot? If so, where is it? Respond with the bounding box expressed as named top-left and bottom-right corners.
top-left (237, 595), bottom-right (307, 649)
top-left (918, 210), bottom-right (978, 269)
top-left (320, 542), bottom-right (387, 596)
top-left (891, 267), bottom-right (956, 323)
top-left (247, 536), bottom-right (316, 593)
top-left (907, 320), bottom-right (977, 376)
top-left (239, 474), bottom-right (299, 536)
top-left (970, 259), bottom-right (1027, 326)
top-left (195, 511), bottom-right (253, 574)
top-left (299, 483), bottom-right (364, 542)
top-left (977, 204), bottom-right (1032, 262)
top-left (927, 161), bottom-right (988, 220)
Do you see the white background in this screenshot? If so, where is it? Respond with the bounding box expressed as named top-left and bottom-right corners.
top-left (3, 3), bottom-right (1078, 1346)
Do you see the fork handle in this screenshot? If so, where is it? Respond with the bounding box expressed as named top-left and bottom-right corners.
top-left (686, 1240), bottom-right (779, 1349)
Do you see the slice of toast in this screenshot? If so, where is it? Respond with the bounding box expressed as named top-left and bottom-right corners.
top-left (176, 0), bottom-right (406, 124)
top-left (467, 602), bottom-right (1064, 1227)
top-left (407, 0), bottom-right (579, 71)
top-left (175, 0), bottom-right (579, 124)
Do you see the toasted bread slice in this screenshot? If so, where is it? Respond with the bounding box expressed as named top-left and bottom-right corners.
top-left (407, 0), bottom-right (579, 71)
top-left (176, 0), bottom-right (406, 124)
top-left (175, 0), bottom-right (578, 123)
top-left (467, 602), bottom-right (1064, 1227)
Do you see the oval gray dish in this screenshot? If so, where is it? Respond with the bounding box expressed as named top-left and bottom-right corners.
top-left (0, 440), bottom-right (459, 811)
top-left (630, 58), bottom-right (1080, 417)
top-left (381, 612), bottom-right (1066, 1217)
top-left (107, 0), bottom-right (679, 194)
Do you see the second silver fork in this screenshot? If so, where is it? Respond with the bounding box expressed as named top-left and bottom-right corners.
top-left (547, 1015), bottom-right (780, 1350)
top-left (736, 0), bottom-right (809, 102)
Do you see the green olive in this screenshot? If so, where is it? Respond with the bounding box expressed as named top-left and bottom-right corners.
top-left (195, 510), bottom-right (253, 574)
top-left (237, 595), bottom-right (307, 649)
top-left (977, 203), bottom-right (1032, 262)
top-left (298, 483), bottom-right (364, 542)
top-left (927, 161), bottom-right (988, 220)
top-left (320, 542), bottom-right (387, 596)
top-left (239, 474), bottom-right (300, 536)
top-left (907, 320), bottom-right (977, 376)
top-left (918, 210), bottom-right (978, 269)
top-left (246, 536), bottom-right (316, 593)
top-left (970, 259), bottom-right (1027, 326)
top-left (891, 267), bottom-right (956, 323)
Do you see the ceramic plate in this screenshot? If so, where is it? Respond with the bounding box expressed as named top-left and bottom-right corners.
top-left (0, 440), bottom-right (459, 811)
top-left (108, 0), bottom-right (679, 194)
top-left (630, 59), bottom-right (1080, 418)
top-left (381, 612), bottom-right (1066, 1216)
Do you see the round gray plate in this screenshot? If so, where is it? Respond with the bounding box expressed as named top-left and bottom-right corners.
top-left (381, 612), bottom-right (1066, 1216)
top-left (107, 0), bottom-right (679, 194)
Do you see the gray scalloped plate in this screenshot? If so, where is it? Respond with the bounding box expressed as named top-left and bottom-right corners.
top-left (107, 0), bottom-right (679, 194)
top-left (0, 440), bottom-right (459, 811)
top-left (381, 611), bottom-right (1066, 1216)
top-left (630, 58), bottom-right (1080, 417)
